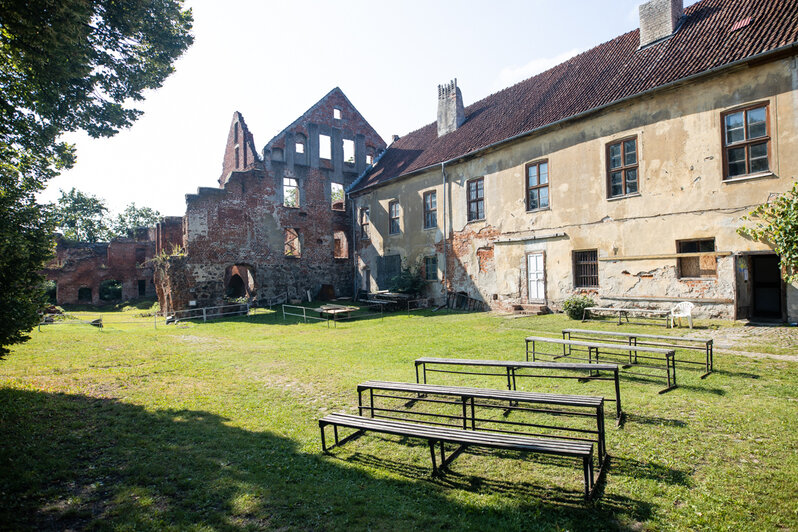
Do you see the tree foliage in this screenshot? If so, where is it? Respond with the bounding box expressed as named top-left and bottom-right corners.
top-left (737, 181), bottom-right (798, 284)
top-left (54, 188), bottom-right (111, 242)
top-left (0, 0), bottom-right (193, 356)
top-left (112, 203), bottom-right (162, 238)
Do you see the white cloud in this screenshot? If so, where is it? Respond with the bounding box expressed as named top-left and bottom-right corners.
top-left (492, 48), bottom-right (582, 93)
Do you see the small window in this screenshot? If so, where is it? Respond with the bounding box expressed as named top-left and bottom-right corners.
top-left (723, 104), bottom-right (770, 179)
top-left (424, 256), bottom-right (438, 281)
top-left (360, 208), bottom-right (370, 239)
top-left (362, 268), bottom-right (371, 290)
top-left (343, 139), bottom-right (355, 164)
top-left (138, 279), bottom-right (147, 296)
top-left (677, 238), bottom-right (717, 278)
top-left (388, 200), bottom-right (400, 234)
top-left (607, 137), bottom-right (638, 198)
top-left (283, 178), bottom-right (299, 207)
top-left (366, 154), bottom-right (374, 165)
top-left (135, 248), bottom-right (146, 266)
top-left (467, 177), bottom-right (485, 221)
top-left (333, 230), bottom-right (348, 258)
top-left (526, 160), bottom-right (549, 211)
top-left (271, 148), bottom-right (284, 161)
top-left (285, 228), bottom-right (301, 257)
top-left (234, 123), bottom-right (239, 144)
top-left (331, 182), bottom-right (344, 211)
top-left (319, 134), bottom-right (332, 160)
top-left (573, 250), bottom-right (599, 288)
top-left (235, 146), bottom-right (240, 168)
top-left (334, 108), bottom-right (342, 120)
top-left (295, 141), bottom-right (305, 154)
top-left (423, 190), bottom-right (437, 229)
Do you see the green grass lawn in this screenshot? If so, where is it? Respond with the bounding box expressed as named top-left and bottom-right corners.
top-left (1, 306), bottom-right (796, 531)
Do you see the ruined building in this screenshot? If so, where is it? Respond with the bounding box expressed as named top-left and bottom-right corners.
top-left (154, 88), bottom-right (386, 313)
top-left (43, 229), bottom-right (157, 305)
top-left (350, 0), bottom-right (798, 322)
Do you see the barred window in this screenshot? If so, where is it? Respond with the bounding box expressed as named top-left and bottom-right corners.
top-left (573, 250), bottom-right (598, 288)
top-left (677, 238), bottom-right (716, 278)
top-left (285, 228), bottom-right (301, 257)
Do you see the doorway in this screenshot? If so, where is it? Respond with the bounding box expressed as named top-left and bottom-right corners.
top-left (751, 255), bottom-right (782, 319)
top-left (527, 252), bottom-right (545, 303)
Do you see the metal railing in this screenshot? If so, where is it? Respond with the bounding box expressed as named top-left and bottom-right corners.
top-left (168, 303), bottom-right (250, 323)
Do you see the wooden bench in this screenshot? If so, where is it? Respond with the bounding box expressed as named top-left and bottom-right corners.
top-left (319, 413), bottom-right (597, 500)
top-left (524, 336), bottom-right (676, 393)
top-left (313, 305), bottom-right (359, 320)
top-left (562, 328), bottom-right (713, 378)
top-left (582, 306), bottom-right (671, 327)
top-left (357, 380), bottom-right (608, 470)
top-left (413, 357), bottom-right (623, 421)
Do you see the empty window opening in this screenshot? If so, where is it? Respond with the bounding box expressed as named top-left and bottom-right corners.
top-left (423, 190), bottom-right (437, 229)
top-left (138, 279), bottom-right (147, 297)
top-left (295, 133), bottom-right (307, 165)
top-left (343, 139), bottom-right (355, 164)
top-left (226, 274), bottom-right (246, 298)
top-left (573, 250), bottom-right (599, 288)
top-left (234, 146), bottom-right (240, 168)
top-left (234, 123), bottom-right (239, 144)
top-left (285, 228), bottom-right (301, 257)
top-left (319, 134), bottom-right (332, 160)
top-left (389, 200), bottom-right (400, 234)
top-left (135, 247), bottom-right (146, 266)
top-left (362, 268), bottom-right (371, 290)
top-left (99, 280), bottom-right (122, 301)
top-left (78, 286), bottom-right (92, 303)
top-left (295, 140), bottom-right (305, 154)
top-left (333, 108), bottom-right (342, 120)
top-left (283, 178), bottom-right (299, 207)
top-left (331, 182), bottom-right (345, 210)
top-left (678, 238), bottom-right (717, 278)
top-left (333, 230), bottom-right (348, 258)
top-left (467, 177), bottom-right (485, 221)
top-left (366, 153), bottom-right (373, 165)
top-left (424, 255), bottom-right (438, 281)
top-left (360, 207), bottom-right (370, 239)
top-left (271, 148), bottom-right (283, 161)
top-left (45, 280), bottom-right (57, 304)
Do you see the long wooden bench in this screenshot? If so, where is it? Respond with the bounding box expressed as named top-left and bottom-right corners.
top-left (413, 357), bottom-right (623, 421)
top-left (357, 380), bottom-right (608, 469)
top-left (582, 306), bottom-right (671, 327)
top-left (562, 328), bottom-right (713, 378)
top-left (524, 336), bottom-right (677, 393)
top-left (319, 413), bottom-right (597, 500)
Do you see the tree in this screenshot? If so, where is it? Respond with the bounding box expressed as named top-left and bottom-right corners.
top-left (112, 203), bottom-right (162, 238)
top-left (0, 0), bottom-right (193, 356)
top-left (54, 188), bottom-right (111, 242)
top-left (737, 181), bottom-right (798, 284)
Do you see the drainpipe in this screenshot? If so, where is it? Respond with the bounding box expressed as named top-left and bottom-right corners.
top-left (441, 162), bottom-right (447, 300)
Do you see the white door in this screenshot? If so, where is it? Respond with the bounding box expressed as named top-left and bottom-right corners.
top-left (527, 253), bottom-right (545, 302)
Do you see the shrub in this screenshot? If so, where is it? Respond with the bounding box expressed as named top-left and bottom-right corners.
top-left (390, 265), bottom-right (426, 296)
top-left (562, 295), bottom-right (595, 320)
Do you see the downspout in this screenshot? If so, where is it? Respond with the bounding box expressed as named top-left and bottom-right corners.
top-left (441, 162), bottom-right (447, 300)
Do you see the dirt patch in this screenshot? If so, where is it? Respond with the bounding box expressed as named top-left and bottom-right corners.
top-left (686, 325), bottom-right (798, 361)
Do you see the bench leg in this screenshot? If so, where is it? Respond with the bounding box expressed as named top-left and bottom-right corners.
top-left (320, 423), bottom-right (327, 452)
top-left (428, 440), bottom-right (438, 473)
top-left (334, 425), bottom-right (339, 445)
top-left (583, 456), bottom-right (592, 500)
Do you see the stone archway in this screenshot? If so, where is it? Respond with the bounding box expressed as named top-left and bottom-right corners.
top-left (224, 264), bottom-right (255, 300)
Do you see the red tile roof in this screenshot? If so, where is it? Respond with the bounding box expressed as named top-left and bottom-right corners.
top-left (353, 0), bottom-right (798, 193)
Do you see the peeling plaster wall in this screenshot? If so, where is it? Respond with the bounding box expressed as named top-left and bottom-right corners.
top-left (354, 57), bottom-right (798, 319)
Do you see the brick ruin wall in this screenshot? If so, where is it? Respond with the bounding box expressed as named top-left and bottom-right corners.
top-left (43, 233), bottom-right (157, 305)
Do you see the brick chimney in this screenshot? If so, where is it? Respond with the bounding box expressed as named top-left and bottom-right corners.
top-left (437, 79), bottom-right (465, 137)
top-left (639, 0), bottom-right (683, 48)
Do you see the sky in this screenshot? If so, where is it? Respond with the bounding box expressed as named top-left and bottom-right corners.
top-left (41, 0), bottom-right (700, 217)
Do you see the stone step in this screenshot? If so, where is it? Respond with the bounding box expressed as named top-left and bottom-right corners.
top-left (512, 304), bottom-right (550, 315)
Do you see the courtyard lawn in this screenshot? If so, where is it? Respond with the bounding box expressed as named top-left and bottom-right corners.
top-left (1, 306), bottom-right (796, 531)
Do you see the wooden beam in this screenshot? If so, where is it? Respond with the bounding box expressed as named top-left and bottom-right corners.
top-left (599, 251), bottom-right (733, 262)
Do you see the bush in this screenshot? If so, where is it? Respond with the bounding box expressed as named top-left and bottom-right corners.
top-left (390, 265), bottom-right (426, 296)
top-left (562, 295), bottom-right (595, 320)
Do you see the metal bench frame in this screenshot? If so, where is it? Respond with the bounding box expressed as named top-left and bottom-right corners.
top-left (562, 328), bottom-right (713, 378)
top-left (582, 306), bottom-right (671, 327)
top-left (524, 336), bottom-right (677, 393)
top-left (319, 413), bottom-right (598, 500)
top-left (413, 357), bottom-right (623, 422)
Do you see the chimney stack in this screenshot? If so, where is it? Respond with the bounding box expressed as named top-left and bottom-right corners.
top-left (437, 79), bottom-right (465, 137)
top-left (639, 0), bottom-right (683, 48)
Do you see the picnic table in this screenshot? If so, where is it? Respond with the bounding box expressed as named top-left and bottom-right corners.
top-left (582, 306), bottom-right (672, 327)
top-left (313, 304), bottom-right (358, 320)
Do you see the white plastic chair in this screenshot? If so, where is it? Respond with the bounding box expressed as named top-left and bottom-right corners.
top-left (670, 302), bottom-right (694, 328)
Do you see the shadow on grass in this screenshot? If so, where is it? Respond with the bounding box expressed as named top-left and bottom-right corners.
top-left (0, 388), bottom-right (655, 531)
top-left (624, 413), bottom-right (688, 428)
top-left (712, 368), bottom-right (760, 379)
